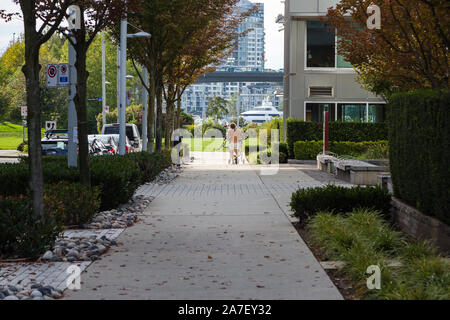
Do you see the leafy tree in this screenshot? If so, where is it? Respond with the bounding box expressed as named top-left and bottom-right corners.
top-left (125, 0), bottom-right (253, 151)
top-left (1, 0), bottom-right (75, 218)
top-left (58, 0), bottom-right (139, 187)
top-left (207, 96), bottom-right (229, 122)
top-left (325, 0), bottom-right (450, 96)
top-left (0, 35), bottom-right (68, 125)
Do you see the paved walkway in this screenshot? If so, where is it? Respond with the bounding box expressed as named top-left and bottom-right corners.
top-left (65, 152), bottom-right (343, 300)
top-left (0, 150), bottom-right (22, 163)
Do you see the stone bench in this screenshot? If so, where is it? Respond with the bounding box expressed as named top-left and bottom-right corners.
top-left (317, 155), bottom-right (389, 185)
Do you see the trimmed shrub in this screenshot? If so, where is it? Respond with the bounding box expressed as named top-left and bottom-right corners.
top-left (279, 142), bottom-right (288, 156)
top-left (294, 141), bottom-right (322, 160)
top-left (290, 185), bottom-right (391, 221)
top-left (286, 119), bottom-right (388, 157)
top-left (44, 182), bottom-right (101, 227)
top-left (90, 156), bottom-right (142, 210)
top-left (124, 150), bottom-right (172, 183)
top-left (293, 140), bottom-right (388, 160)
top-left (387, 90), bottom-right (450, 225)
top-left (0, 197), bottom-right (61, 259)
top-left (0, 152), bottom-right (172, 210)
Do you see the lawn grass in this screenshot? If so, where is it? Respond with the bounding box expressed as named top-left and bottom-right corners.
top-left (181, 137), bottom-right (259, 152)
top-left (308, 209), bottom-right (450, 300)
top-left (0, 122), bottom-right (25, 150)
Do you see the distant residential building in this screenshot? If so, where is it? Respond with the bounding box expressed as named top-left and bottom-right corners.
top-left (181, 0), bottom-right (283, 117)
top-left (283, 0), bottom-right (385, 124)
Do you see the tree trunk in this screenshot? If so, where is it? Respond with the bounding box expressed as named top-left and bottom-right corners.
top-left (21, 1), bottom-right (44, 218)
top-left (155, 77), bottom-right (163, 152)
top-left (165, 84), bottom-right (175, 150)
top-left (148, 67), bottom-right (156, 153)
top-left (74, 41), bottom-right (91, 187)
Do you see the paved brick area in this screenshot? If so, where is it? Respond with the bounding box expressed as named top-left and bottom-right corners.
top-left (64, 152), bottom-right (343, 300)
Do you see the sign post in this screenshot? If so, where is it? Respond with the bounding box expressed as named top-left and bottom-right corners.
top-left (21, 106), bottom-right (27, 144)
top-left (46, 64), bottom-right (58, 88)
top-left (68, 37), bottom-right (78, 167)
top-left (58, 64), bottom-right (69, 87)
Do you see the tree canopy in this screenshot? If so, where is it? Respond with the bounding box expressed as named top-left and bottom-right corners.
top-left (326, 0), bottom-right (450, 96)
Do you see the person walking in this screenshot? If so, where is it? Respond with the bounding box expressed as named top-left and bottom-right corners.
top-left (226, 123), bottom-right (244, 164)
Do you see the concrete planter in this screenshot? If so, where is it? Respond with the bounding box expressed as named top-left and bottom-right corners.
top-left (391, 198), bottom-right (450, 253)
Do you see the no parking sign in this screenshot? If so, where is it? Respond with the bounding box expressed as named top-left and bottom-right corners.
top-left (58, 64), bottom-right (69, 87)
top-left (47, 64), bottom-right (58, 88)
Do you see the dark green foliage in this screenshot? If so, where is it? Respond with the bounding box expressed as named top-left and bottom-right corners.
top-left (293, 140), bottom-right (388, 160)
top-left (387, 90), bottom-right (450, 225)
top-left (290, 185), bottom-right (392, 221)
top-left (286, 119), bottom-right (388, 157)
top-left (44, 182), bottom-right (101, 227)
top-left (0, 152), bottom-right (173, 211)
top-left (279, 142), bottom-right (288, 156)
top-left (0, 198), bottom-right (61, 259)
top-left (90, 156), bottom-right (143, 210)
top-left (279, 152), bottom-right (287, 164)
top-left (124, 150), bottom-right (172, 184)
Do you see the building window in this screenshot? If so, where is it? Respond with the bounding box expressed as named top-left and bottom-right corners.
top-left (337, 104), bottom-right (366, 122)
top-left (306, 103), bottom-right (335, 122)
top-left (368, 104), bottom-right (385, 123)
top-left (306, 21), bottom-right (335, 68)
top-left (336, 37), bottom-right (353, 68)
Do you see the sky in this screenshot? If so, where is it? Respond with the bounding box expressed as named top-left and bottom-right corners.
top-left (0, 0), bottom-right (285, 70)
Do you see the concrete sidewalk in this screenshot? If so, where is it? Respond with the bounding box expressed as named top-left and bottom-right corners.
top-left (65, 152), bottom-right (342, 300)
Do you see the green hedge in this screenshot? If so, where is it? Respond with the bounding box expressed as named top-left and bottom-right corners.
top-left (388, 90), bottom-right (450, 225)
top-left (0, 151), bottom-right (173, 211)
top-left (290, 185), bottom-right (392, 221)
top-left (44, 182), bottom-right (101, 227)
top-left (0, 198), bottom-right (61, 259)
top-left (124, 150), bottom-right (172, 184)
top-left (287, 119), bottom-right (388, 157)
top-left (293, 140), bottom-right (388, 160)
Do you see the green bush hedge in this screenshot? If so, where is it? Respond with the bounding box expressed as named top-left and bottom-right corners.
top-left (388, 90), bottom-right (450, 225)
top-left (0, 151), bottom-right (173, 210)
top-left (293, 140), bottom-right (389, 160)
top-left (0, 197), bottom-right (61, 259)
top-left (290, 185), bottom-right (392, 221)
top-left (287, 119), bottom-right (388, 157)
top-left (44, 182), bottom-right (101, 227)
top-left (124, 150), bottom-right (172, 184)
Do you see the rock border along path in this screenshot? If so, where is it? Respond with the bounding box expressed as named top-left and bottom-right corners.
top-left (0, 166), bottom-right (182, 300)
top-left (64, 152), bottom-right (343, 300)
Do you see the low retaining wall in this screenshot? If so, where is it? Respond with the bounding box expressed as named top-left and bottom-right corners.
top-left (392, 198), bottom-right (450, 253)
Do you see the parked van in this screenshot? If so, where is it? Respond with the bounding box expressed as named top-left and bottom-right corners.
top-left (101, 123), bottom-right (142, 152)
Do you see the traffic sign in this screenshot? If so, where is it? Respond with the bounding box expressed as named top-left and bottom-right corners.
top-left (47, 64), bottom-right (58, 87)
top-left (58, 64), bottom-right (69, 87)
top-left (45, 121), bottom-right (57, 131)
top-left (21, 106), bottom-right (27, 117)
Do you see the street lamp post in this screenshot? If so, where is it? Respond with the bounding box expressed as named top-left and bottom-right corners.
top-left (119, 18), bottom-right (128, 155)
top-left (102, 32), bottom-right (107, 127)
top-left (142, 67), bottom-right (149, 152)
top-left (118, 19), bottom-right (151, 155)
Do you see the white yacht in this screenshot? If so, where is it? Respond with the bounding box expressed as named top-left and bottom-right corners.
top-left (241, 98), bottom-right (283, 124)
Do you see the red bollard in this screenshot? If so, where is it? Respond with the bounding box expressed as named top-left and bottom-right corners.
top-left (323, 111), bottom-right (329, 155)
